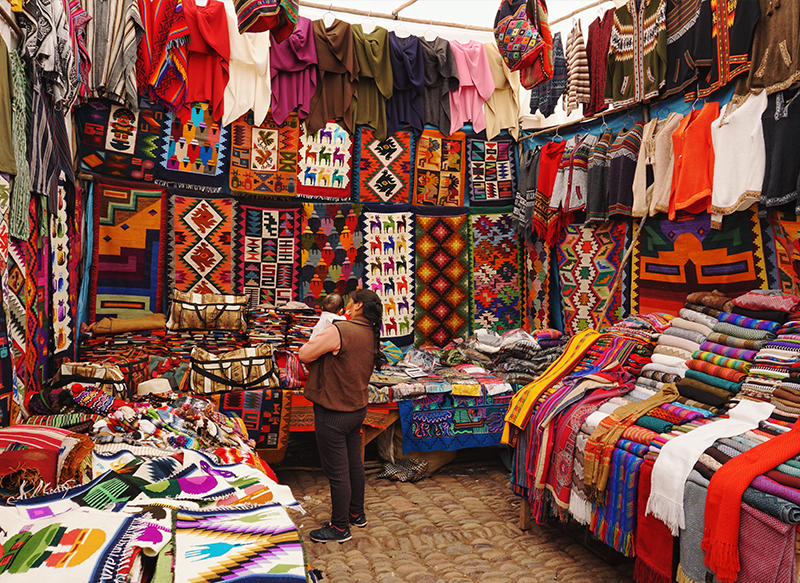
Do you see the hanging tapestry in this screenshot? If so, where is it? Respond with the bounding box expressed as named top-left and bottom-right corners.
top-left (471, 207), bottom-right (521, 333)
top-left (524, 238), bottom-right (550, 330)
top-left (764, 210), bottom-right (800, 294)
top-left (467, 136), bottom-right (517, 205)
top-left (170, 195), bottom-right (233, 295)
top-left (212, 388), bottom-right (291, 463)
top-left (289, 389), bottom-right (314, 431)
top-left (233, 202), bottom-right (301, 308)
top-left (631, 208), bottom-right (769, 316)
top-left (414, 129), bottom-right (466, 206)
top-left (25, 198), bottom-right (41, 397)
top-left (229, 111), bottom-right (301, 197)
top-left (50, 174), bottom-right (72, 356)
top-left (353, 127), bottom-right (415, 204)
top-left (90, 180), bottom-right (167, 322)
top-left (75, 99), bottom-right (164, 182)
top-left (157, 102), bottom-right (229, 193)
top-left (297, 121), bottom-right (352, 200)
top-left (557, 221), bottom-right (627, 334)
top-left (414, 209), bottom-right (471, 347)
top-left (361, 205), bottom-right (415, 345)
top-left (7, 238), bottom-right (25, 422)
top-left (398, 391), bottom-right (512, 453)
top-left (299, 203), bottom-right (365, 308)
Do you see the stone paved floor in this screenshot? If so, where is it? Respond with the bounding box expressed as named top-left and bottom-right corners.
top-left (276, 463), bottom-right (636, 583)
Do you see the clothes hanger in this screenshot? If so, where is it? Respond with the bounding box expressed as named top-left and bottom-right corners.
top-left (459, 24), bottom-right (471, 43)
top-left (322, 3), bottom-right (335, 27)
top-left (361, 10), bottom-right (375, 34)
top-left (395, 21), bottom-right (409, 38)
top-left (423, 19), bottom-right (436, 42)
top-left (600, 111), bottom-right (608, 132)
top-left (0, 5), bottom-right (22, 39)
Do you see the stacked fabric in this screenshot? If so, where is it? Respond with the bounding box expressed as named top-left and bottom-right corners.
top-left (285, 312), bottom-right (321, 351)
top-left (80, 329), bottom-right (251, 360)
top-left (493, 328), bottom-right (566, 385)
top-left (247, 306), bottom-right (290, 345)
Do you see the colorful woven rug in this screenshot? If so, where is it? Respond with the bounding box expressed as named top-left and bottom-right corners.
top-left (170, 195), bottom-right (233, 295)
top-left (289, 390), bottom-right (314, 431)
top-left (212, 388), bottom-right (291, 464)
top-left (523, 238), bottom-right (550, 330)
top-left (7, 237), bottom-right (25, 422)
top-left (299, 203), bottom-right (365, 308)
top-left (763, 209), bottom-right (800, 294)
top-left (233, 202), bottom-right (301, 308)
top-left (631, 209), bottom-right (768, 316)
top-left (157, 102), bottom-right (229, 193)
top-left (467, 136), bottom-right (517, 205)
top-left (25, 198), bottom-right (43, 396)
top-left (471, 207), bottom-right (521, 333)
top-left (353, 127), bottom-right (415, 203)
top-left (398, 391), bottom-right (512, 453)
top-left (297, 121), bottom-right (353, 200)
top-left (90, 180), bottom-right (167, 321)
top-left (361, 205), bottom-right (415, 345)
top-left (51, 174), bottom-right (72, 356)
top-left (414, 208), bottom-right (471, 347)
top-left (76, 99), bottom-right (164, 182)
top-left (557, 220), bottom-right (627, 334)
top-left (413, 129), bottom-right (466, 206)
top-left (229, 111), bottom-right (301, 196)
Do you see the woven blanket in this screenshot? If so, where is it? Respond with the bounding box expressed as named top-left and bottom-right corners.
top-left (699, 341), bottom-right (758, 362)
top-left (297, 121), bottom-right (353, 200)
top-left (157, 102), bottom-right (229, 193)
top-left (718, 311), bottom-right (781, 333)
top-left (7, 237), bottom-right (25, 413)
top-left (691, 350), bottom-right (752, 373)
top-left (361, 205), bottom-right (415, 345)
top-left (288, 389), bottom-right (314, 431)
top-left (353, 127), bottom-right (415, 203)
top-left (590, 447), bottom-right (642, 557)
top-left (471, 207), bottom-right (520, 333)
top-left (523, 238), bottom-right (550, 330)
top-left (764, 209), bottom-right (800, 294)
top-left (414, 129), bottom-right (466, 206)
top-left (557, 220), bottom-right (627, 334)
top-left (414, 208), bottom-right (471, 347)
top-left (228, 111), bottom-right (301, 197)
top-left (299, 203), bottom-right (365, 308)
top-left (713, 321), bottom-right (777, 341)
top-left (632, 209), bottom-right (768, 316)
top-left (170, 195), bottom-right (233, 295)
top-left (466, 136), bottom-right (517, 205)
top-left (76, 99), bottom-right (164, 182)
top-left (635, 461), bottom-right (673, 583)
top-left (232, 202), bottom-right (300, 308)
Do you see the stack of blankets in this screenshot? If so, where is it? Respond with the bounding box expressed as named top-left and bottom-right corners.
top-left (285, 312), bottom-right (321, 351)
top-left (247, 306), bottom-right (289, 344)
top-left (493, 329), bottom-right (566, 385)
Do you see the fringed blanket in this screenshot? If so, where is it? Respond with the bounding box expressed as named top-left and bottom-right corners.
top-left (296, 121), bottom-right (353, 200)
top-left (413, 129), bottom-right (466, 206)
top-left (354, 127), bottom-right (415, 203)
top-left (466, 135), bottom-right (517, 205)
top-left (589, 446), bottom-right (642, 557)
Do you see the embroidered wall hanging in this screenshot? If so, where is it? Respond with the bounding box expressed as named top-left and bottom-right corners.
top-left (297, 121), bottom-right (353, 200)
top-left (353, 127), bottom-right (415, 204)
top-left (524, 238), bottom-right (550, 330)
top-left (7, 238), bottom-right (25, 422)
top-left (76, 99), bottom-right (164, 182)
top-left (299, 203), bottom-right (365, 308)
top-left (631, 209), bottom-right (769, 316)
top-left (414, 209), bottom-right (471, 347)
top-left (233, 202), bottom-right (301, 308)
top-left (229, 111), bottom-right (301, 197)
top-left (157, 102), bottom-right (229, 193)
top-left (361, 205), bottom-right (415, 345)
top-left (764, 209), bottom-right (800, 294)
top-left (413, 129), bottom-right (466, 206)
top-left (471, 207), bottom-right (521, 333)
top-left (170, 195), bottom-right (233, 295)
top-left (51, 174), bottom-right (72, 356)
top-left (557, 221), bottom-right (627, 334)
top-left (467, 136), bottom-right (517, 205)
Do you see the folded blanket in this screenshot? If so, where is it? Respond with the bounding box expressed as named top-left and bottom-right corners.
top-left (635, 415), bottom-right (673, 434)
top-left (731, 305), bottom-right (789, 325)
top-left (676, 378), bottom-right (732, 407)
top-left (717, 312), bottom-right (781, 334)
top-left (658, 334), bottom-right (701, 353)
top-left (671, 317), bottom-right (714, 337)
top-left (642, 362), bottom-right (687, 378)
top-left (706, 332), bottom-right (766, 350)
top-left (653, 344), bottom-right (694, 361)
top-left (663, 326), bottom-right (709, 345)
top-left (677, 396), bottom-right (719, 415)
top-left (691, 350), bottom-right (752, 373)
top-left (699, 340), bottom-right (758, 362)
top-left (686, 359), bottom-right (747, 383)
top-left (732, 289), bottom-right (800, 314)
top-left (684, 369), bottom-right (742, 393)
top-left (651, 352), bottom-right (690, 368)
top-left (712, 321), bottom-right (777, 341)
top-left (685, 303), bottom-right (722, 319)
top-left (686, 290), bottom-right (734, 312)
top-left (680, 308), bottom-right (719, 329)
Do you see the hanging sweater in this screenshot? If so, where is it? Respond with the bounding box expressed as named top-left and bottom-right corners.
top-left (585, 127), bottom-right (615, 224)
top-left (269, 15), bottom-right (317, 124)
top-left (607, 121), bottom-right (645, 217)
top-left (532, 140), bottom-right (567, 243)
top-left (352, 25), bottom-right (393, 141)
top-left (420, 37), bottom-right (460, 133)
top-left (564, 21), bottom-right (590, 115)
top-left (183, 0), bottom-right (230, 122)
top-left (631, 112), bottom-right (683, 217)
top-left (448, 40), bottom-right (495, 136)
top-left (662, 0), bottom-right (702, 99)
top-left (483, 42), bottom-right (521, 141)
top-left (760, 87), bottom-right (800, 215)
top-left (585, 9), bottom-right (614, 117)
top-left (529, 32), bottom-right (566, 118)
top-left (550, 133), bottom-right (598, 216)
top-left (747, 0), bottom-right (800, 95)
top-left (386, 32), bottom-right (424, 136)
top-left (514, 146), bottom-right (541, 237)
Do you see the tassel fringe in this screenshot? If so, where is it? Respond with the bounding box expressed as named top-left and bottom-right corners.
top-left (633, 558), bottom-right (671, 583)
top-left (569, 493), bottom-right (592, 525)
top-left (676, 564), bottom-right (700, 583)
top-left (644, 492), bottom-right (684, 536)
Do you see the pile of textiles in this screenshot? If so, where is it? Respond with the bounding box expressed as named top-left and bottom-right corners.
top-left (247, 306), bottom-right (290, 344)
top-left (285, 312), bottom-right (321, 351)
top-left (80, 329), bottom-right (251, 360)
top-left (493, 328), bottom-right (567, 385)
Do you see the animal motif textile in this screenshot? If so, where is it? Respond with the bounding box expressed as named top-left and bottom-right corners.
top-left (631, 209), bottom-right (768, 316)
top-left (233, 202), bottom-right (301, 308)
top-left (361, 206), bottom-right (415, 345)
top-left (353, 126), bottom-right (415, 203)
top-left (471, 208), bottom-right (520, 333)
top-left (157, 102), bottom-right (229, 193)
top-left (76, 99), bottom-right (164, 182)
top-left (228, 111), bottom-right (301, 197)
top-left (50, 177), bottom-right (72, 356)
top-left (764, 210), bottom-right (800, 294)
top-left (557, 221), bottom-right (627, 334)
top-left (414, 209), bottom-right (471, 347)
top-left (297, 121), bottom-right (352, 200)
top-left (299, 203), bottom-right (365, 308)
top-left (398, 391), bottom-right (512, 453)
top-left (414, 129), bottom-right (466, 206)
top-left (7, 238), bottom-right (25, 420)
top-left (524, 238), bottom-right (550, 330)
top-left (467, 136), bottom-right (517, 205)
top-left (170, 195), bottom-right (233, 295)
top-left (90, 181), bottom-right (167, 322)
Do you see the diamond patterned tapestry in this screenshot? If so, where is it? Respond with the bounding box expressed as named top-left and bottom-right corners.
top-left (764, 209), bottom-right (800, 294)
top-left (467, 136), bottom-right (517, 205)
top-left (523, 238), bottom-right (550, 330)
top-left (353, 127), bottom-right (415, 203)
top-left (413, 129), bottom-right (466, 206)
top-left (297, 121), bottom-right (353, 200)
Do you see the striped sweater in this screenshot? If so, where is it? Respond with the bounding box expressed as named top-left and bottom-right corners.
top-left (607, 121), bottom-right (645, 217)
top-left (565, 21), bottom-right (590, 116)
top-left (550, 132), bottom-right (598, 214)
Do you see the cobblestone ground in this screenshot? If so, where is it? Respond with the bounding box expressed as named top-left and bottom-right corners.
top-left (277, 464), bottom-right (636, 583)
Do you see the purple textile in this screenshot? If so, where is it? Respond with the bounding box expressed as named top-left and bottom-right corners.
top-left (751, 475), bottom-right (800, 506)
top-left (386, 32), bottom-right (425, 136)
top-left (270, 16), bottom-right (318, 123)
top-left (718, 312), bottom-right (782, 333)
top-left (699, 341), bottom-right (759, 362)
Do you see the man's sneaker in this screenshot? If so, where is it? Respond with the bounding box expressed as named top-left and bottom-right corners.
top-left (349, 512), bottom-right (367, 527)
top-left (309, 524), bottom-right (351, 543)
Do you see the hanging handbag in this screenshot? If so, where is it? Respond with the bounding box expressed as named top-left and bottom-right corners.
top-left (189, 343), bottom-right (280, 394)
top-left (494, 0), bottom-right (551, 75)
top-left (167, 291), bottom-right (248, 333)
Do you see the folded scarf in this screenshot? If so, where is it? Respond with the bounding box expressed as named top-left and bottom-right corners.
top-left (773, 386), bottom-right (800, 403)
top-left (741, 484), bottom-right (800, 524)
top-left (662, 402), bottom-right (711, 421)
top-left (684, 369), bottom-right (742, 393)
top-left (622, 424), bottom-right (660, 445)
top-left (647, 406), bottom-right (683, 425)
top-left (702, 418), bottom-right (800, 582)
top-left (685, 290), bottom-right (734, 312)
top-left (717, 312), bottom-right (781, 334)
top-left (685, 303), bottom-right (723, 319)
top-left (731, 305), bottom-right (789, 325)
top-left (653, 344), bottom-right (694, 361)
top-left (676, 378), bottom-right (731, 407)
top-left (646, 400), bottom-right (774, 536)
top-left (589, 447), bottom-right (642, 557)
top-left (637, 377), bottom-right (666, 391)
top-left (691, 350), bottom-right (752, 373)
top-left (634, 461), bottom-right (674, 583)
top-left (677, 396), bottom-right (719, 415)
top-left (678, 471), bottom-right (714, 583)
top-left (712, 321), bottom-right (777, 341)
top-left (651, 352), bottom-right (690, 368)
top-left (664, 326), bottom-right (709, 345)
top-left (680, 308), bottom-right (719, 329)
top-left (764, 469), bottom-right (800, 490)
top-left (698, 340), bottom-right (758, 362)
top-left (671, 317), bottom-right (714, 337)
top-left (658, 334), bottom-right (701, 353)
top-left (634, 415), bottom-right (673, 434)
top-left (641, 362), bottom-right (687, 378)
top-left (686, 359), bottom-right (747, 383)
top-left (706, 332), bottom-right (766, 351)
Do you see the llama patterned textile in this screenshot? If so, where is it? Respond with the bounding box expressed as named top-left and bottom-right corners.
top-left (297, 121), bottom-right (353, 200)
top-left (414, 129), bottom-right (467, 206)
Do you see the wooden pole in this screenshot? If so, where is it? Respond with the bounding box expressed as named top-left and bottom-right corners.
top-left (550, 0), bottom-right (614, 25)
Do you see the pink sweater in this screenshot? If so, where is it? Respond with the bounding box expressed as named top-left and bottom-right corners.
top-left (448, 40), bottom-right (495, 135)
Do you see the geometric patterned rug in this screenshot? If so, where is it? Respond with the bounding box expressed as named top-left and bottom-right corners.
top-left (763, 209), bottom-right (800, 295)
top-left (523, 237), bottom-right (550, 330)
top-left (466, 136), bottom-right (517, 205)
top-left (353, 127), bottom-right (414, 204)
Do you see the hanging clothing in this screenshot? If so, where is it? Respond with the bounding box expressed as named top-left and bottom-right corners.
top-left (747, 0), bottom-right (800, 95)
top-left (662, 0), bottom-right (702, 99)
top-left (605, 0), bottom-right (667, 107)
top-left (631, 112), bottom-right (683, 217)
top-left (448, 40), bottom-right (495, 136)
top-left (607, 121), bottom-right (645, 217)
top-left (529, 32), bottom-right (566, 119)
top-left (518, 0), bottom-right (554, 90)
top-left (183, 0), bottom-right (230, 122)
top-left (564, 21), bottom-right (590, 116)
top-left (669, 101), bottom-right (719, 220)
top-left (584, 9), bottom-right (614, 117)
top-left (760, 87), bottom-right (800, 215)
top-left (137, 0), bottom-right (190, 108)
top-left (483, 42), bottom-right (521, 141)
top-left (306, 19), bottom-right (360, 136)
top-left (550, 133), bottom-right (598, 218)
top-left (234, 0), bottom-right (297, 39)
top-left (419, 37), bottom-right (460, 133)
top-left (585, 127), bottom-right (615, 224)
top-left (269, 15), bottom-right (317, 124)
top-left (514, 146), bottom-right (541, 237)
top-left (710, 92), bottom-right (767, 229)
top-left (531, 140), bottom-right (567, 244)
top-left (386, 33), bottom-right (424, 136)
top-left (9, 51), bottom-right (30, 241)
top-left (352, 25), bottom-right (393, 141)
top-left (0, 37), bottom-right (15, 177)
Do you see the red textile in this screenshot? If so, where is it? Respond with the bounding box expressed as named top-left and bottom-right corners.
top-left (531, 140), bottom-right (566, 243)
top-left (182, 0), bottom-right (230, 122)
top-left (584, 8), bottom-right (614, 117)
top-left (0, 449), bottom-right (58, 490)
top-left (634, 461), bottom-right (673, 583)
